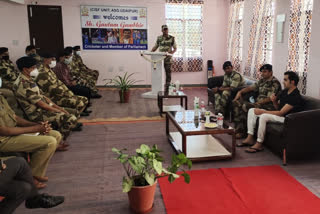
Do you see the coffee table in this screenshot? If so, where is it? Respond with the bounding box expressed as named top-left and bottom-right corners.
top-left (166, 110), bottom-right (236, 162)
top-left (157, 91), bottom-right (188, 116)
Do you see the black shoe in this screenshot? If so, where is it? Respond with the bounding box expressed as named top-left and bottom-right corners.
top-left (72, 125), bottom-right (82, 132)
top-left (84, 109), bottom-right (92, 114)
top-left (25, 193), bottom-right (64, 209)
top-left (77, 123), bottom-right (83, 127)
top-left (91, 93), bottom-right (102, 99)
top-left (80, 112), bottom-right (90, 117)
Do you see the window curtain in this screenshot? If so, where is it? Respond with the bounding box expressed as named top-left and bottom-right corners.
top-left (166, 0), bottom-right (204, 72)
top-left (287, 0), bottom-right (313, 95)
top-left (244, 0), bottom-right (275, 79)
top-left (227, 0), bottom-right (244, 73)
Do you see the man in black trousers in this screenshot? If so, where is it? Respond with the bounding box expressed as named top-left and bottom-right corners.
top-left (0, 157), bottom-right (64, 213)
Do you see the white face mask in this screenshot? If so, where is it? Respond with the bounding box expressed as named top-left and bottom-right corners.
top-left (30, 68), bottom-right (39, 78)
top-left (64, 57), bottom-right (72, 64)
top-left (76, 51), bottom-right (81, 56)
top-left (0, 77), bottom-right (2, 88)
top-left (49, 60), bottom-right (56, 68)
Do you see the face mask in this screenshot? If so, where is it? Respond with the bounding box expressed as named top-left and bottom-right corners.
top-left (28, 53), bottom-right (37, 58)
top-left (64, 57), bottom-right (72, 65)
top-left (49, 60), bottom-right (56, 68)
top-left (76, 51), bottom-right (81, 56)
top-left (30, 68), bottom-right (39, 78)
top-left (0, 77), bottom-right (2, 88)
top-left (2, 55), bottom-right (9, 61)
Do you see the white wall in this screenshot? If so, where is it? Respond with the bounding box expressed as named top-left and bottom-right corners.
top-left (239, 0), bottom-right (320, 98)
top-left (0, 0), bottom-right (229, 86)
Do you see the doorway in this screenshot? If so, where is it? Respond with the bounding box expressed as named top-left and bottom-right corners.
top-left (27, 5), bottom-right (64, 56)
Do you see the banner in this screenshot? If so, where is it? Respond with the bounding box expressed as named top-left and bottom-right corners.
top-left (80, 5), bottom-right (148, 50)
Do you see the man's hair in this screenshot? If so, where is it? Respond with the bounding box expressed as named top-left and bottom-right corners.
top-left (123, 29), bottom-right (131, 33)
top-left (25, 45), bottom-right (36, 53)
top-left (260, 64), bottom-right (273, 72)
top-left (73, 46), bottom-right (81, 51)
top-left (63, 49), bottom-right (72, 57)
top-left (284, 71), bottom-right (299, 86)
top-left (223, 61), bottom-right (233, 70)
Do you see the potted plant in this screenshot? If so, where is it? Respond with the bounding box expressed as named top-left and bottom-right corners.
top-left (104, 72), bottom-right (142, 103)
top-left (112, 144), bottom-right (192, 214)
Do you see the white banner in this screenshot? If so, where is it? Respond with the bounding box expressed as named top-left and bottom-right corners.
top-left (80, 5), bottom-right (148, 50)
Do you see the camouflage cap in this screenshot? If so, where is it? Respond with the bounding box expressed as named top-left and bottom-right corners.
top-left (162, 25), bottom-right (168, 30)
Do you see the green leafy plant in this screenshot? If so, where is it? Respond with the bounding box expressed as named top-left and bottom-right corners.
top-left (112, 144), bottom-right (192, 193)
top-left (104, 72), bottom-right (142, 102)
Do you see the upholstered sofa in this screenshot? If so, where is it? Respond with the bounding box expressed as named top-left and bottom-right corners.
top-left (207, 75), bottom-right (255, 120)
top-left (264, 95), bottom-right (320, 164)
top-left (207, 75), bottom-right (320, 164)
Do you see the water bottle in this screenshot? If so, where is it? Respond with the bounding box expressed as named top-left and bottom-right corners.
top-left (217, 113), bottom-right (224, 128)
top-left (200, 101), bottom-right (206, 120)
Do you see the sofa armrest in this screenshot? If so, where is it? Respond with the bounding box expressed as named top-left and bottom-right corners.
top-left (282, 109), bottom-right (320, 156)
top-left (208, 76), bottom-right (224, 89)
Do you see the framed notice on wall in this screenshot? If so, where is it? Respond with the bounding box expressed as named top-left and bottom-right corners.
top-left (80, 5), bottom-right (148, 50)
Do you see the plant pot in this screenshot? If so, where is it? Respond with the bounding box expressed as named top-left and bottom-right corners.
top-left (119, 90), bottom-right (130, 103)
top-left (127, 181), bottom-right (157, 214)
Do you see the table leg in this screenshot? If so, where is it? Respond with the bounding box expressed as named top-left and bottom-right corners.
top-left (166, 113), bottom-right (169, 136)
top-left (160, 98), bottom-right (163, 116)
top-left (182, 134), bottom-right (187, 156)
top-left (180, 97), bottom-right (183, 107)
top-left (232, 131), bottom-right (236, 158)
top-left (185, 97), bottom-right (188, 110)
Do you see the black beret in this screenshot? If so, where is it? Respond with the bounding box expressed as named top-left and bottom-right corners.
top-left (73, 46), bottom-right (81, 50)
top-left (0, 47), bottom-right (8, 55)
top-left (40, 52), bottom-right (56, 59)
top-left (260, 64), bottom-right (273, 72)
top-left (16, 56), bottom-right (38, 71)
top-left (223, 61), bottom-right (233, 70)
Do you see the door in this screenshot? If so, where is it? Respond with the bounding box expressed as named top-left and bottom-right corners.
top-left (27, 5), bottom-right (64, 56)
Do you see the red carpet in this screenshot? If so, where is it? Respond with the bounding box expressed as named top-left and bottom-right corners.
top-left (158, 165), bottom-right (320, 214)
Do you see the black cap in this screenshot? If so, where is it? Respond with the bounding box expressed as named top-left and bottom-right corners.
top-left (25, 45), bottom-right (36, 52)
top-left (223, 61), bottom-right (233, 70)
top-left (73, 46), bottom-right (81, 50)
top-left (40, 52), bottom-right (56, 59)
top-left (0, 47), bottom-right (8, 55)
top-left (16, 56), bottom-right (38, 71)
top-left (260, 64), bottom-right (273, 72)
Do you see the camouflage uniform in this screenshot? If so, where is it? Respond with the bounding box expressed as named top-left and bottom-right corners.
top-left (0, 59), bottom-right (19, 90)
top-left (13, 73), bottom-right (78, 139)
top-left (35, 63), bottom-right (88, 113)
top-left (74, 54), bottom-right (99, 81)
top-left (214, 71), bottom-right (244, 115)
top-left (232, 76), bottom-right (282, 133)
top-left (69, 58), bottom-right (98, 94)
top-left (154, 35), bottom-right (177, 92)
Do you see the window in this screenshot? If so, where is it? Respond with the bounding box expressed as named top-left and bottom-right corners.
top-left (227, 0), bottom-right (244, 73)
top-left (166, 0), bottom-right (203, 72)
top-left (287, 0), bottom-right (313, 94)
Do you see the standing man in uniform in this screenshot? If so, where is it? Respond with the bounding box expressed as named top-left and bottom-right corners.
top-left (13, 57), bottom-right (78, 140)
top-left (232, 64), bottom-right (281, 138)
top-left (0, 47), bottom-right (19, 90)
top-left (151, 25), bottom-right (177, 93)
top-left (213, 61), bottom-right (245, 115)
